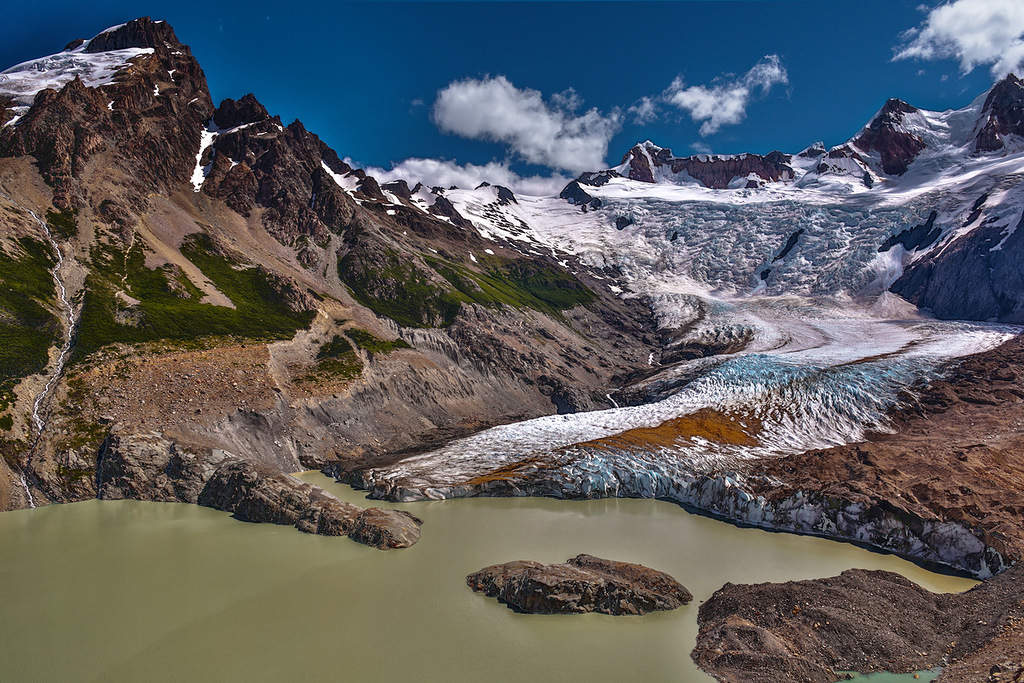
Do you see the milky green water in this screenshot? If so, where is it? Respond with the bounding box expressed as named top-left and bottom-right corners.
top-left (0, 473), bottom-right (974, 682)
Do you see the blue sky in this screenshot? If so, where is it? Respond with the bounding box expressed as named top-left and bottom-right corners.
top-left (2, 1), bottom-right (1021, 193)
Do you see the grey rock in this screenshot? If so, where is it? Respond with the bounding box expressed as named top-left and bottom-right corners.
top-left (96, 433), bottom-right (420, 549)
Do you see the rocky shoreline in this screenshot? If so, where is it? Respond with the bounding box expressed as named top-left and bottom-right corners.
top-left (693, 562), bottom-right (1024, 683)
top-left (98, 432), bottom-right (421, 549)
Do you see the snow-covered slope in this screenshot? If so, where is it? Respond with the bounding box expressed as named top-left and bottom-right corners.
top-left (0, 26), bottom-right (154, 126)
top-left (432, 75), bottom-right (1024, 329)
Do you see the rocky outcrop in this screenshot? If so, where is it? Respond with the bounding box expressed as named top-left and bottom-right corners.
top-left (693, 562), bottom-right (1024, 683)
top-left (975, 73), bottom-right (1024, 152)
top-left (852, 98), bottom-right (926, 175)
top-left (879, 210), bottom-right (941, 252)
top-left (559, 180), bottom-right (602, 209)
top-left (97, 433), bottom-right (421, 549)
top-left (212, 93), bottom-right (270, 129)
top-left (427, 192), bottom-right (475, 228)
top-left (466, 554), bottom-right (691, 615)
top-left (619, 142), bottom-right (795, 189)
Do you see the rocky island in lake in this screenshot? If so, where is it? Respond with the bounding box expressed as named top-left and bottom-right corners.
top-left (467, 554), bottom-right (692, 615)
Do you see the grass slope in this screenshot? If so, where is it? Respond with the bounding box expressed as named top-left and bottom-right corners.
top-left (75, 232), bottom-right (315, 360)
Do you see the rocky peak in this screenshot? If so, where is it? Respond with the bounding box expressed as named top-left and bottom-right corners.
top-left (975, 73), bottom-right (1024, 152)
top-left (619, 141), bottom-right (667, 183)
top-left (213, 94), bottom-right (271, 130)
top-left (852, 98), bottom-right (925, 175)
top-left (868, 98), bottom-right (918, 130)
top-left (85, 17), bottom-right (180, 53)
top-left (0, 16), bottom-right (214, 208)
top-left (618, 141), bottom-right (794, 189)
top-left (471, 182), bottom-right (515, 204)
top-left (799, 141), bottom-right (826, 158)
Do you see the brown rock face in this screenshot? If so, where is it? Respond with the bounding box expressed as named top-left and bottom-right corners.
top-left (693, 563), bottom-right (1024, 683)
top-left (852, 98), bottom-right (926, 175)
top-left (620, 143), bottom-right (794, 189)
top-left (466, 554), bottom-right (692, 615)
top-left (0, 17), bottom-right (215, 208)
top-left (97, 433), bottom-right (421, 549)
top-left (975, 73), bottom-right (1024, 152)
top-left (201, 110), bottom-right (358, 250)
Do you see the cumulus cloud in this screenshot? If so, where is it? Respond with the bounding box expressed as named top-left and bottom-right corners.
top-left (360, 157), bottom-right (569, 197)
top-left (894, 0), bottom-right (1024, 78)
top-left (662, 55), bottom-right (789, 136)
top-left (431, 76), bottom-right (621, 172)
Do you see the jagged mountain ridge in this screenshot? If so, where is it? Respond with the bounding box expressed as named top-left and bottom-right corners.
top-left (0, 18), bottom-right (656, 511)
top-left (441, 75), bottom-right (1024, 325)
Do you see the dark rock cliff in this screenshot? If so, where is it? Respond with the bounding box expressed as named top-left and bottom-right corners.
top-left (891, 206), bottom-right (1024, 322)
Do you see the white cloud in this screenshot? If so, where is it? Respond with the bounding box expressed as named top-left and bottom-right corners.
top-left (628, 96), bottom-right (659, 124)
top-left (895, 0), bottom-right (1024, 78)
top-left (360, 157), bottom-right (569, 197)
top-left (690, 142), bottom-right (713, 154)
top-left (663, 56), bottom-right (788, 136)
top-left (432, 76), bottom-right (621, 172)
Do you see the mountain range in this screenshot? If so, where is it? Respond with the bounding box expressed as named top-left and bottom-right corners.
top-left (2, 17), bottom-right (1024, 679)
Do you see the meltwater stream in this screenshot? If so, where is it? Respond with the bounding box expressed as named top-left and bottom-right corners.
top-left (27, 209), bottom-right (77, 437)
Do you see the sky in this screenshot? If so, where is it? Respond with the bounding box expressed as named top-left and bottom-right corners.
top-left (2, 1), bottom-right (1022, 194)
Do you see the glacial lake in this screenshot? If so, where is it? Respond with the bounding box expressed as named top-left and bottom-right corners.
top-left (0, 472), bottom-right (973, 682)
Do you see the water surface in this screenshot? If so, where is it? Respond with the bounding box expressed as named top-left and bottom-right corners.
top-left (0, 474), bottom-right (974, 682)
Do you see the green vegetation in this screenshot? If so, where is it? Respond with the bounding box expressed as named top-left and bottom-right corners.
top-left (345, 327), bottom-right (411, 355)
top-left (0, 238), bottom-right (59, 406)
top-left (338, 250), bottom-right (595, 329)
top-left (306, 334), bottom-right (362, 381)
top-left (45, 207), bottom-right (78, 238)
top-left (428, 257), bottom-right (597, 317)
top-left (339, 251), bottom-right (462, 328)
top-left (56, 463), bottom-right (93, 485)
top-left (0, 414), bottom-right (12, 431)
top-left (74, 232), bottom-right (316, 361)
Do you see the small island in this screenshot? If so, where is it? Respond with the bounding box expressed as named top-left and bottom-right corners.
top-left (467, 554), bottom-right (692, 615)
